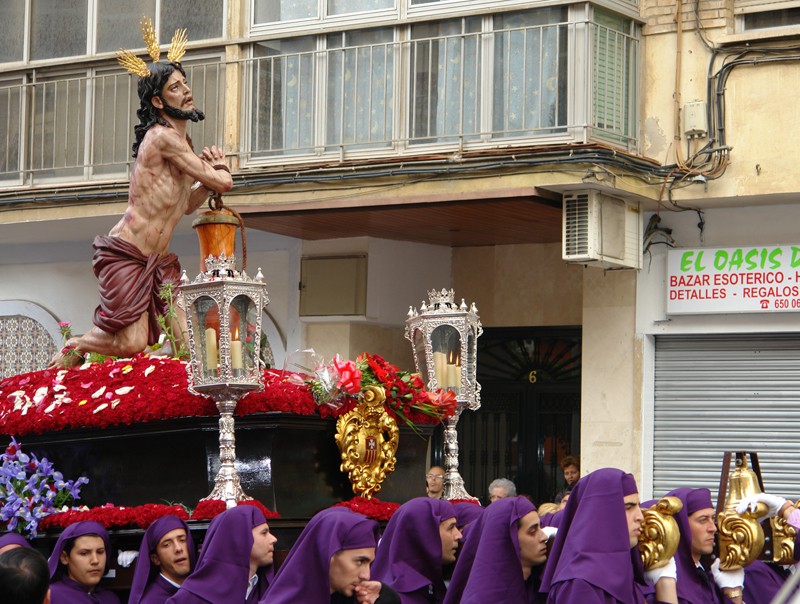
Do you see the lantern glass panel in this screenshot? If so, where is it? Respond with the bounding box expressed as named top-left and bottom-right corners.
top-left (412, 328), bottom-right (430, 386)
top-left (431, 324), bottom-right (462, 392)
top-left (229, 294), bottom-right (258, 376)
top-left (190, 295), bottom-right (221, 378)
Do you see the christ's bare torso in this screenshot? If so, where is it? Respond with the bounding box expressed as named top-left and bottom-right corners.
top-left (109, 125), bottom-right (196, 256)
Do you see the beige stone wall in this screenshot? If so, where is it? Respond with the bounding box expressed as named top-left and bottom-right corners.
top-left (642, 0), bottom-right (730, 36)
top-left (452, 243), bottom-right (583, 326)
top-left (303, 321), bottom-right (413, 370)
top-left (580, 268), bottom-right (640, 478)
top-left (642, 2), bottom-right (800, 203)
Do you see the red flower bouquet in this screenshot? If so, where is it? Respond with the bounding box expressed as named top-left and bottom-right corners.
top-left (332, 497), bottom-right (400, 521)
top-left (39, 503), bottom-right (190, 531)
top-left (191, 499), bottom-right (280, 521)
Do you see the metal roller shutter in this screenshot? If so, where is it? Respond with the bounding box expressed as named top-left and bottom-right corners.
top-left (653, 333), bottom-right (800, 501)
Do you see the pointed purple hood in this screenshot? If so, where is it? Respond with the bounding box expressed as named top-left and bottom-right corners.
top-left (263, 507), bottom-right (379, 604)
top-left (539, 467), bottom-right (645, 604)
top-left (129, 515), bottom-right (196, 604)
top-left (371, 497), bottom-right (456, 599)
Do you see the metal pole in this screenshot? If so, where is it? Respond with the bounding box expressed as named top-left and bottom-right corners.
top-left (203, 396), bottom-right (253, 508)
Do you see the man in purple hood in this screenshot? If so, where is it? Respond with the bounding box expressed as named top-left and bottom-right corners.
top-left (666, 487), bottom-right (744, 604)
top-left (166, 505), bottom-right (276, 604)
top-left (47, 520), bottom-right (121, 603)
top-left (445, 495), bottom-right (548, 604)
top-left (540, 468), bottom-right (678, 604)
top-left (129, 515), bottom-right (197, 604)
top-left (0, 532), bottom-right (33, 554)
top-left (371, 497), bottom-right (461, 603)
top-left (263, 507), bottom-right (397, 603)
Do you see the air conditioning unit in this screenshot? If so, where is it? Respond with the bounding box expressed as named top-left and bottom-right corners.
top-left (562, 190), bottom-right (641, 269)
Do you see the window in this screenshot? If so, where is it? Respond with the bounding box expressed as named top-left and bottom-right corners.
top-left (410, 17), bottom-right (482, 144)
top-left (326, 28), bottom-right (394, 150)
top-left (328, 0), bottom-right (394, 17)
top-left (91, 70), bottom-right (138, 176)
top-left (250, 38), bottom-right (317, 156)
top-left (253, 0), bottom-right (395, 24)
top-left (0, 4), bottom-right (25, 63)
top-left (492, 8), bottom-right (568, 138)
top-left (96, 0), bottom-right (158, 53)
top-left (0, 0), bottom-right (223, 65)
top-left (0, 78), bottom-right (23, 184)
top-left (743, 5), bottom-right (800, 29)
top-left (254, 0), bottom-right (317, 24)
top-left (30, 0), bottom-right (88, 61)
top-left (591, 9), bottom-right (636, 145)
top-left (30, 72), bottom-right (88, 181)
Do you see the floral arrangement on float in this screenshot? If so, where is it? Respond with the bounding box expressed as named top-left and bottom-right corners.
top-left (0, 438), bottom-right (89, 537)
top-left (332, 496), bottom-right (400, 521)
top-left (0, 349), bottom-right (455, 437)
top-left (294, 351), bottom-right (457, 431)
top-left (38, 498), bottom-right (280, 531)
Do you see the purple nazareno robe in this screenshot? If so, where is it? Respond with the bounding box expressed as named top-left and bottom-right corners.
top-left (262, 507), bottom-right (379, 604)
top-left (371, 498), bottom-right (456, 604)
top-left (743, 559), bottom-right (789, 604)
top-left (129, 515), bottom-right (197, 604)
top-left (166, 506), bottom-right (273, 604)
top-left (47, 520), bottom-right (121, 604)
top-left (665, 488), bottom-right (726, 604)
top-left (445, 495), bottom-right (542, 604)
top-left (539, 468), bottom-right (647, 604)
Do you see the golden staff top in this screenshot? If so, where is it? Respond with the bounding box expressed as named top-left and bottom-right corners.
top-left (116, 16), bottom-right (188, 77)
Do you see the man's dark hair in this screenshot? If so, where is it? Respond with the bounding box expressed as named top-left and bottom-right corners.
top-left (0, 547), bottom-right (49, 604)
top-left (559, 455), bottom-right (579, 471)
top-left (132, 62), bottom-right (204, 158)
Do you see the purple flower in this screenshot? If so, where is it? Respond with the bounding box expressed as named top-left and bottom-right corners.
top-left (0, 439), bottom-right (89, 537)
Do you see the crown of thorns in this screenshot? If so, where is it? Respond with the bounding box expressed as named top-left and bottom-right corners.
top-left (116, 16), bottom-right (188, 77)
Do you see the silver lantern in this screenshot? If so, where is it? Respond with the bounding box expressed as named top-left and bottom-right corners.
top-left (405, 288), bottom-right (482, 500)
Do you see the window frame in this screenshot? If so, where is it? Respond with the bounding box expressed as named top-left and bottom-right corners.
top-left (0, 0), bottom-right (228, 70)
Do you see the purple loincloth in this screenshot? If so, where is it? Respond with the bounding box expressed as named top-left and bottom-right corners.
top-left (92, 235), bottom-right (181, 345)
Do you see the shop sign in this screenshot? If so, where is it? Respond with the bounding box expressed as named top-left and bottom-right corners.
top-left (667, 245), bottom-right (800, 314)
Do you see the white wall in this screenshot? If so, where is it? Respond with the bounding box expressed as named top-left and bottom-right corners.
top-left (302, 237), bottom-right (452, 325)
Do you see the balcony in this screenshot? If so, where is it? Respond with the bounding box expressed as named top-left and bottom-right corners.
top-left (0, 14), bottom-right (637, 191)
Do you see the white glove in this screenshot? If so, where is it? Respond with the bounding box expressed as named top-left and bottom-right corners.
top-left (117, 550), bottom-right (139, 568)
top-left (542, 526), bottom-right (558, 539)
top-left (735, 492), bottom-right (787, 518)
top-left (710, 558), bottom-right (744, 590)
top-left (644, 557), bottom-right (677, 585)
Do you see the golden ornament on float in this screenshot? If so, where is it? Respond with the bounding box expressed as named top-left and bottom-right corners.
top-left (717, 453), bottom-right (769, 570)
top-left (639, 496), bottom-right (682, 570)
top-left (335, 385), bottom-right (399, 499)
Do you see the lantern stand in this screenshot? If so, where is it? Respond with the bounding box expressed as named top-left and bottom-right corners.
top-left (179, 254), bottom-right (269, 508)
top-left (405, 288), bottom-right (482, 501)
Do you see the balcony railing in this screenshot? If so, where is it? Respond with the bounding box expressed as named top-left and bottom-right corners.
top-left (0, 20), bottom-right (637, 190)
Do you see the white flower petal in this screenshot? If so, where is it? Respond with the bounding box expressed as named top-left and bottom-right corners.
top-left (33, 386), bottom-right (48, 404)
top-left (91, 386), bottom-right (107, 399)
